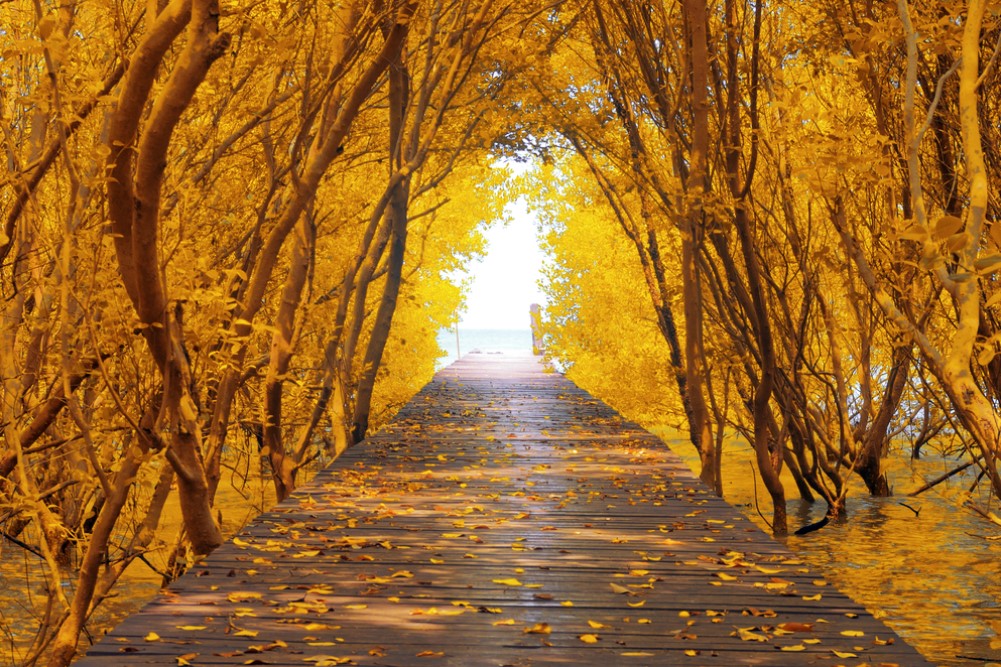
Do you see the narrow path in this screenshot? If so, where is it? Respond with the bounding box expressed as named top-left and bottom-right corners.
top-left (79, 353), bottom-right (930, 666)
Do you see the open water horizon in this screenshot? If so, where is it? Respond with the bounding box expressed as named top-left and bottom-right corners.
top-left (435, 328), bottom-right (534, 368)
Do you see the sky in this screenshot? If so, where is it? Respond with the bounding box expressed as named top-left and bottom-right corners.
top-left (457, 196), bottom-right (547, 330)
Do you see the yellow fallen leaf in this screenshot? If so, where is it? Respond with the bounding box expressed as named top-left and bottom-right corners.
top-left (560, 600), bottom-right (574, 607)
top-left (144, 631), bottom-right (160, 642)
top-left (780, 644), bottom-right (806, 651)
top-left (802, 594), bottom-right (822, 601)
top-left (416, 650), bottom-right (444, 658)
top-left (523, 622), bottom-right (551, 635)
top-left (588, 620), bottom-right (608, 629)
top-left (629, 569), bottom-right (649, 576)
top-left (293, 550), bottom-right (321, 558)
top-left (227, 591), bottom-right (262, 602)
top-left (578, 633), bottom-right (600, 643)
top-left (493, 578), bottom-right (523, 587)
top-left (233, 629), bottom-right (259, 637)
top-left (684, 650), bottom-right (699, 657)
top-left (176, 625), bottom-right (206, 631)
top-left (803, 639), bottom-right (822, 645)
top-left (832, 650), bottom-right (858, 658)
top-left (627, 600), bottom-right (646, 608)
top-left (609, 583), bottom-right (631, 594)
top-left (716, 572), bottom-right (738, 581)
top-left (345, 604), bottom-right (368, 610)
top-left (493, 619), bottom-right (516, 625)
top-left (623, 652), bottom-right (656, 657)
top-left (840, 630), bottom-right (864, 637)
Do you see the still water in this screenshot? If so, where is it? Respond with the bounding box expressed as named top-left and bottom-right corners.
top-left (657, 431), bottom-right (1001, 667)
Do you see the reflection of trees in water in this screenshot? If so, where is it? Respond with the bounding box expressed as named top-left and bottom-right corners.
top-left (661, 429), bottom-right (1001, 666)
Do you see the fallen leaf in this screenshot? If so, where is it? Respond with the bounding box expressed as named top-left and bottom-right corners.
top-left (144, 632), bottom-right (160, 642)
top-left (780, 644), bottom-right (806, 651)
top-left (832, 650), bottom-right (858, 658)
top-left (777, 622), bottom-right (814, 632)
top-left (523, 622), bottom-right (552, 635)
top-left (578, 633), bottom-right (600, 643)
top-left (493, 578), bottom-right (523, 586)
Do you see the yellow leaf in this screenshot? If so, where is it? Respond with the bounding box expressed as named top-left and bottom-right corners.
top-left (523, 622), bottom-right (551, 634)
top-left (493, 578), bottom-right (523, 586)
top-left (780, 644), bottom-right (806, 651)
top-left (802, 594), bottom-right (822, 601)
top-left (609, 583), bottom-right (631, 594)
top-left (684, 650), bottom-right (699, 657)
top-left (560, 600), bottom-right (574, 607)
top-left (493, 619), bottom-right (516, 626)
top-left (227, 591), bottom-right (262, 602)
top-left (345, 604), bottom-right (367, 610)
top-left (415, 650), bottom-right (444, 658)
top-left (588, 620), bottom-right (608, 629)
top-left (233, 629), bottom-right (259, 637)
top-left (176, 625), bottom-right (206, 631)
top-left (578, 633), bottom-right (600, 643)
top-left (832, 650), bottom-right (858, 658)
top-left (716, 572), bottom-right (738, 581)
top-left (627, 600), bottom-right (646, 608)
top-left (622, 652), bottom-right (655, 657)
top-left (840, 630), bottom-right (864, 637)
top-left (144, 631), bottom-right (160, 642)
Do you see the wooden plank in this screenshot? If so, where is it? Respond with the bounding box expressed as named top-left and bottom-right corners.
top-left (77, 353), bottom-right (930, 666)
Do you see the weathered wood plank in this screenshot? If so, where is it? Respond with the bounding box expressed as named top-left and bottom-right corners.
top-left (77, 353), bottom-right (930, 666)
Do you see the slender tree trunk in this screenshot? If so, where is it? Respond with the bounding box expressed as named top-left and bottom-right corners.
top-left (262, 214), bottom-right (315, 501)
top-left (681, 0), bottom-right (718, 494)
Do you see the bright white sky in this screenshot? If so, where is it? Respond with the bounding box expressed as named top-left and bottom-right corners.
top-left (458, 196), bottom-right (547, 330)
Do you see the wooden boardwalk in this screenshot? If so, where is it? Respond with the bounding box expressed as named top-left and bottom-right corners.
top-left (78, 354), bottom-right (930, 666)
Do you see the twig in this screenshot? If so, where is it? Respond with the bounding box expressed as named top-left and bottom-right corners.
top-left (908, 458), bottom-right (977, 496)
top-left (1, 531), bottom-right (44, 560)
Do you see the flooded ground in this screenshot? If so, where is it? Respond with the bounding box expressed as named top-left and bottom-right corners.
top-left (656, 429), bottom-right (1001, 667)
top-left (0, 467), bottom-right (275, 666)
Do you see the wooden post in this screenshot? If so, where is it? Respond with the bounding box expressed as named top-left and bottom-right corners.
top-left (530, 303), bottom-right (544, 355)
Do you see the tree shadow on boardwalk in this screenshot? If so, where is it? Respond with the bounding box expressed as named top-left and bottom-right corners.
top-left (78, 355), bottom-right (929, 666)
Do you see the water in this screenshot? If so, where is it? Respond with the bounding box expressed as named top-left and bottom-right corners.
top-left (656, 430), bottom-right (1001, 666)
top-left (435, 328), bottom-right (535, 367)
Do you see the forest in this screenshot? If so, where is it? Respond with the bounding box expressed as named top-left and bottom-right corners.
top-left (2, 0), bottom-right (1000, 664)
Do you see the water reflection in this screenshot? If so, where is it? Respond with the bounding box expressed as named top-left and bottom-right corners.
top-left (658, 430), bottom-right (1001, 667)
